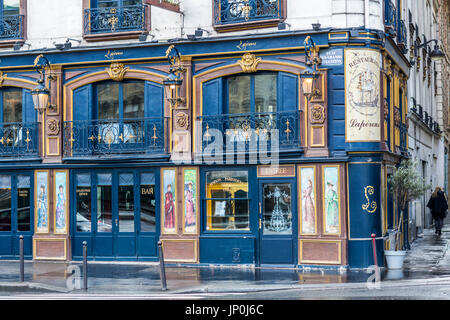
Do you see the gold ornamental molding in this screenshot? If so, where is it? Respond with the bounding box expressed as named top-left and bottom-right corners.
top-left (0, 71), bottom-right (7, 87)
top-left (238, 53), bottom-right (261, 73)
top-left (106, 62), bottom-right (129, 81)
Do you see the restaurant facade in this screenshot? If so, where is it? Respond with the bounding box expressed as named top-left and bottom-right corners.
top-left (0, 0), bottom-right (416, 268)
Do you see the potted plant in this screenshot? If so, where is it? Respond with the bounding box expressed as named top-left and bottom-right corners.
top-left (385, 159), bottom-right (430, 269)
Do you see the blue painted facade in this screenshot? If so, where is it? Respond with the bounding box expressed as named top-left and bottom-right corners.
top-left (0, 24), bottom-right (410, 268)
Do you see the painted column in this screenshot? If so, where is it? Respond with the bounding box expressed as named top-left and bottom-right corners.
top-left (344, 48), bottom-right (384, 267)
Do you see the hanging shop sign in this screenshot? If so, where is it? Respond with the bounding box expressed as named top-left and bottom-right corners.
top-left (345, 49), bottom-right (381, 142)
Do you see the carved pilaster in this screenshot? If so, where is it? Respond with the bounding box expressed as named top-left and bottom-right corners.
top-left (303, 71), bottom-right (329, 157)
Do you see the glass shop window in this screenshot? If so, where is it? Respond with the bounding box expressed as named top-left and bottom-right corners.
top-left (17, 175), bottom-right (30, 232)
top-left (96, 173), bottom-right (112, 232)
top-left (118, 173), bottom-right (134, 232)
top-left (0, 175), bottom-right (11, 232)
top-left (140, 173), bottom-right (155, 232)
top-left (205, 170), bottom-right (249, 231)
top-left (76, 173), bottom-right (92, 232)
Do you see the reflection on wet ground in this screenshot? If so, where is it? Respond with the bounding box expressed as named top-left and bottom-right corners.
top-left (0, 226), bottom-right (449, 293)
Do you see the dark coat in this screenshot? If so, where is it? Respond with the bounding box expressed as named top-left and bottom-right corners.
top-left (427, 191), bottom-right (449, 218)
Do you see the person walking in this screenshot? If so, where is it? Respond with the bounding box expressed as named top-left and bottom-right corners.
top-left (427, 187), bottom-right (448, 236)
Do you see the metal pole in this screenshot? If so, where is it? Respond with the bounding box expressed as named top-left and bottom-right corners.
top-left (82, 241), bottom-right (87, 291)
top-left (157, 241), bottom-right (167, 291)
top-left (19, 235), bottom-right (24, 282)
top-left (371, 233), bottom-right (378, 266)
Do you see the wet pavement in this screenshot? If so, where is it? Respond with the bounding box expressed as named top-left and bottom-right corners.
top-left (1, 222), bottom-right (450, 298)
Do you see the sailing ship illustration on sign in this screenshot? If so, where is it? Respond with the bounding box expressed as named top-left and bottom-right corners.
top-left (348, 66), bottom-right (380, 116)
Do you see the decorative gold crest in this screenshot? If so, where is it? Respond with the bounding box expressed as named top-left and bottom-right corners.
top-left (47, 118), bottom-right (60, 136)
top-left (238, 53), bottom-right (261, 73)
top-left (106, 62), bottom-right (129, 81)
top-left (362, 185), bottom-right (377, 213)
top-left (310, 105), bottom-right (325, 124)
top-left (174, 112), bottom-right (189, 130)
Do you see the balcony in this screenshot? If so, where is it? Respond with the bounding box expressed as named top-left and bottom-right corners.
top-left (0, 14), bottom-right (24, 40)
top-left (213, 0), bottom-right (283, 32)
top-left (197, 110), bottom-right (302, 156)
top-left (63, 117), bottom-right (170, 159)
top-left (0, 122), bottom-right (39, 159)
top-left (384, 0), bottom-right (397, 38)
top-left (83, 5), bottom-right (147, 36)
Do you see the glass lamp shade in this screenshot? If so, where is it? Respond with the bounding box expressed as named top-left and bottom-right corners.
top-left (163, 71), bottom-right (182, 104)
top-left (302, 77), bottom-right (313, 97)
top-left (31, 80), bottom-right (50, 113)
top-left (430, 45), bottom-right (444, 62)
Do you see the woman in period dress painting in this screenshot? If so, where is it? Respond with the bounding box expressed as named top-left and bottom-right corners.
top-left (325, 181), bottom-right (339, 233)
top-left (164, 184), bottom-right (175, 230)
top-left (55, 185), bottom-right (66, 231)
top-left (302, 178), bottom-right (315, 233)
top-left (37, 184), bottom-right (47, 229)
top-left (185, 182), bottom-right (196, 229)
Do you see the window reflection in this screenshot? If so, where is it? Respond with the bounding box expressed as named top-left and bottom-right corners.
top-left (118, 173), bottom-right (134, 232)
top-left (205, 171), bottom-right (249, 230)
top-left (97, 173), bottom-right (112, 232)
top-left (76, 174), bottom-right (92, 232)
top-left (0, 175), bottom-right (11, 232)
top-left (17, 175), bottom-right (30, 232)
top-left (140, 173), bottom-right (155, 232)
top-left (228, 75), bottom-right (251, 114)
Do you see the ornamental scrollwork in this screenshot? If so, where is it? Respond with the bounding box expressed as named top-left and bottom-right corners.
top-left (362, 185), bottom-right (377, 214)
top-left (238, 53), bottom-right (261, 73)
top-left (47, 118), bottom-right (60, 136)
top-left (174, 112), bottom-right (189, 130)
top-left (310, 105), bottom-right (325, 124)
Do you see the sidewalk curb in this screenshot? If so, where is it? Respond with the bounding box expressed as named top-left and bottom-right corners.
top-left (0, 282), bottom-right (71, 294)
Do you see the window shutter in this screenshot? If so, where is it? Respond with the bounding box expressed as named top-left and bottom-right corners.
top-left (144, 81), bottom-right (163, 118)
top-left (278, 72), bottom-right (298, 112)
top-left (22, 89), bottom-right (36, 123)
top-left (73, 84), bottom-right (92, 121)
top-left (202, 78), bottom-right (223, 116)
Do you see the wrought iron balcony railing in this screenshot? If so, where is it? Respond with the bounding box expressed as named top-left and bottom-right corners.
top-left (0, 122), bottom-right (39, 157)
top-left (214, 0), bottom-right (282, 25)
top-left (384, 0), bottom-right (397, 37)
top-left (0, 14), bottom-right (24, 40)
top-left (197, 110), bottom-right (301, 154)
top-left (63, 117), bottom-right (169, 158)
top-left (83, 5), bottom-right (147, 34)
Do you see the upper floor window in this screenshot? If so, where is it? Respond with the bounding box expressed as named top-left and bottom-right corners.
top-left (64, 79), bottom-right (167, 158)
top-left (84, 0), bottom-right (149, 39)
top-left (0, 87), bottom-right (38, 155)
top-left (199, 72), bottom-right (300, 153)
top-left (0, 0), bottom-right (24, 41)
top-left (213, 0), bottom-right (285, 33)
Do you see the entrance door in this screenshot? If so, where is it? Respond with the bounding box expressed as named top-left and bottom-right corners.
top-left (258, 179), bottom-right (297, 265)
top-left (72, 169), bottom-right (158, 260)
top-left (0, 173), bottom-right (33, 259)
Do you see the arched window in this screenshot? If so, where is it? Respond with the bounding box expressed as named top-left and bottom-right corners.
top-left (67, 79), bottom-right (166, 157)
top-left (0, 87), bottom-right (36, 152)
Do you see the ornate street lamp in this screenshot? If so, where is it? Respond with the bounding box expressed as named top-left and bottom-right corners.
top-left (163, 45), bottom-right (185, 108)
top-left (31, 54), bottom-right (52, 114)
top-left (410, 39), bottom-right (444, 66)
top-left (300, 36), bottom-right (321, 100)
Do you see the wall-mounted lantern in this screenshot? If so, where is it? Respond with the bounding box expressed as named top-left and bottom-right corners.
top-left (163, 45), bottom-right (185, 108)
top-left (31, 54), bottom-right (55, 115)
top-left (409, 39), bottom-right (444, 66)
top-left (300, 36), bottom-right (321, 101)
